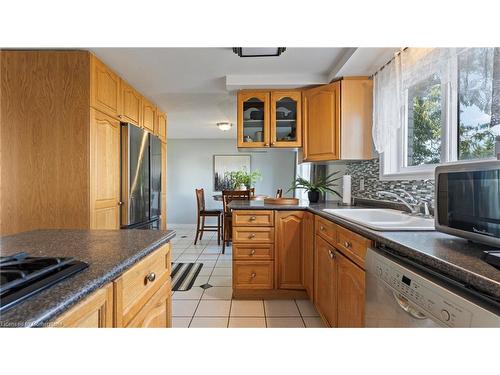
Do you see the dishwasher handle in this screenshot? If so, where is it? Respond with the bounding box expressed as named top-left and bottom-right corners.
top-left (393, 292), bottom-right (428, 320)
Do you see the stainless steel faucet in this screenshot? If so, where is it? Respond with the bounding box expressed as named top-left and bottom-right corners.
top-left (377, 190), bottom-right (433, 217)
top-left (376, 191), bottom-right (418, 214)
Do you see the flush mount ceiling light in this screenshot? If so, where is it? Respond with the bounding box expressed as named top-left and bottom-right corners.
top-left (233, 47), bottom-right (286, 58)
top-left (216, 122), bottom-right (233, 131)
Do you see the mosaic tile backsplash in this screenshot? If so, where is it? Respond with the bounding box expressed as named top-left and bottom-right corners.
top-left (344, 158), bottom-right (435, 206)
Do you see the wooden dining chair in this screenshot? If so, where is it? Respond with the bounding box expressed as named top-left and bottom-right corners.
top-left (194, 188), bottom-right (223, 245)
top-left (221, 190), bottom-right (251, 254)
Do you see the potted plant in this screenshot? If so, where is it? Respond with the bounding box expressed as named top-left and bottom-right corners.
top-left (226, 169), bottom-right (262, 190)
top-left (288, 171), bottom-right (342, 203)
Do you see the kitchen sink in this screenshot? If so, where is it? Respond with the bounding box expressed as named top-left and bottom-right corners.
top-left (322, 208), bottom-right (435, 231)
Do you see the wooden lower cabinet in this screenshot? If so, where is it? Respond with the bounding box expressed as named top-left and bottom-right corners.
top-left (314, 235), bottom-right (337, 327)
top-left (313, 216), bottom-right (370, 328)
top-left (275, 211), bottom-right (305, 290)
top-left (55, 244), bottom-right (172, 328)
top-left (302, 211), bottom-right (314, 300)
top-left (337, 251), bottom-right (365, 328)
top-left (56, 283), bottom-right (114, 328)
top-left (233, 261), bottom-right (274, 289)
top-left (126, 282), bottom-right (172, 328)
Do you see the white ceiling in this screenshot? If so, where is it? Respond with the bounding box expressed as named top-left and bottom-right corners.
top-left (91, 48), bottom-right (395, 139)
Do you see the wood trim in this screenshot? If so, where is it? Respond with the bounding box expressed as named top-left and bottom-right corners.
top-left (232, 288), bottom-right (308, 300)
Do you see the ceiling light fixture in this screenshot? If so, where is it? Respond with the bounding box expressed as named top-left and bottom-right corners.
top-left (216, 122), bottom-right (232, 131)
top-left (233, 47), bottom-right (286, 58)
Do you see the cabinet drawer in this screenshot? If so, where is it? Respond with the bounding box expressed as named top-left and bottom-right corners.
top-left (233, 244), bottom-right (274, 260)
top-left (233, 227), bottom-right (274, 244)
top-left (233, 210), bottom-right (274, 226)
top-left (233, 261), bottom-right (274, 289)
top-left (315, 215), bottom-right (337, 245)
top-left (336, 226), bottom-right (371, 269)
top-left (114, 243), bottom-right (171, 327)
top-left (125, 282), bottom-right (172, 328)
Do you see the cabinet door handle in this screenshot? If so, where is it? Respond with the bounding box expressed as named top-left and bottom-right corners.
top-left (270, 142), bottom-right (275, 146)
top-left (250, 272), bottom-right (257, 278)
top-left (249, 216), bottom-right (256, 221)
top-left (145, 272), bottom-right (156, 284)
top-left (343, 240), bottom-right (352, 248)
top-left (250, 249), bottom-right (256, 256)
top-left (328, 250), bottom-right (335, 259)
top-left (264, 143), bottom-right (269, 147)
top-left (248, 233), bottom-right (256, 239)
top-left (320, 225), bottom-right (325, 231)
top-left (118, 201), bottom-right (124, 206)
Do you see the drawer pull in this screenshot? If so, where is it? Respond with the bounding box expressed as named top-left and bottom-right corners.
top-left (145, 272), bottom-right (156, 284)
top-left (248, 233), bottom-right (256, 239)
top-left (343, 240), bottom-right (352, 248)
top-left (320, 225), bottom-right (325, 231)
top-left (250, 272), bottom-right (257, 278)
top-left (328, 249), bottom-right (335, 259)
top-left (250, 249), bottom-right (256, 256)
top-left (249, 216), bottom-right (257, 221)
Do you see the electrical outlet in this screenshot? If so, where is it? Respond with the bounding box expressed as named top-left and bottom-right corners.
top-left (359, 178), bottom-right (365, 192)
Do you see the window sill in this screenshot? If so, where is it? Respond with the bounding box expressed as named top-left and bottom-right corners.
top-left (379, 168), bottom-right (435, 181)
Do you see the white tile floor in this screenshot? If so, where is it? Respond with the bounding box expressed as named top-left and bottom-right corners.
top-left (169, 224), bottom-right (325, 328)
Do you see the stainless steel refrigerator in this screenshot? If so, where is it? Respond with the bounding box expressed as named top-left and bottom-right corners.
top-left (121, 123), bottom-right (162, 229)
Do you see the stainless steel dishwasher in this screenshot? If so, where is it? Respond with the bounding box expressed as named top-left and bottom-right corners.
top-left (365, 247), bottom-right (500, 327)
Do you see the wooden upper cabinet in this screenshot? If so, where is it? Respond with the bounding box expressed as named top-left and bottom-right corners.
top-left (56, 284), bottom-right (114, 328)
top-left (142, 97), bottom-right (156, 133)
top-left (336, 251), bottom-right (365, 328)
top-left (303, 81), bottom-right (340, 161)
top-left (275, 211), bottom-right (305, 290)
top-left (120, 79), bottom-right (142, 126)
top-left (156, 111), bottom-right (167, 141)
top-left (90, 55), bottom-right (121, 119)
top-left (314, 235), bottom-right (337, 327)
top-left (90, 108), bottom-right (121, 230)
top-left (238, 91), bottom-right (270, 148)
top-left (340, 78), bottom-right (374, 160)
top-left (302, 77), bottom-right (373, 162)
top-left (271, 91), bottom-right (302, 148)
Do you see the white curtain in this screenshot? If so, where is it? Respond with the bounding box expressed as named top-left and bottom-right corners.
top-left (372, 51), bottom-right (402, 154)
top-left (373, 48), bottom-right (457, 154)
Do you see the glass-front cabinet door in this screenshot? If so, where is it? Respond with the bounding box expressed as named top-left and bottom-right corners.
top-left (237, 91), bottom-right (270, 148)
top-left (271, 91), bottom-right (302, 148)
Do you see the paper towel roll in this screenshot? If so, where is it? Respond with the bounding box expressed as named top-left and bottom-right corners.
top-left (342, 175), bottom-right (352, 205)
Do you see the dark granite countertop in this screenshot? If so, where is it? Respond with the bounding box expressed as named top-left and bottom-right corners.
top-left (229, 199), bottom-right (500, 301)
top-left (0, 229), bottom-right (176, 327)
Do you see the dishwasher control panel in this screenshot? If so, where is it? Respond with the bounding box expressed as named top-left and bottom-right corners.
top-left (375, 261), bottom-right (473, 327)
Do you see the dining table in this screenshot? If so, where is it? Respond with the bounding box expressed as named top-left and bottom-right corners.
top-left (212, 194), bottom-right (269, 202)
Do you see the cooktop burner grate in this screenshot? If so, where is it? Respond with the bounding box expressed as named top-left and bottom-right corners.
top-left (0, 253), bottom-right (88, 312)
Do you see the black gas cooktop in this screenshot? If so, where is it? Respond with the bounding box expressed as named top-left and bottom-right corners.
top-left (0, 252), bottom-right (88, 312)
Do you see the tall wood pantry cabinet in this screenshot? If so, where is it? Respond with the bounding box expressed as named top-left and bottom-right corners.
top-left (0, 50), bottom-right (168, 235)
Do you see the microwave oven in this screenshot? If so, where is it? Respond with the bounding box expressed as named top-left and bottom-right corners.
top-left (435, 160), bottom-right (500, 248)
